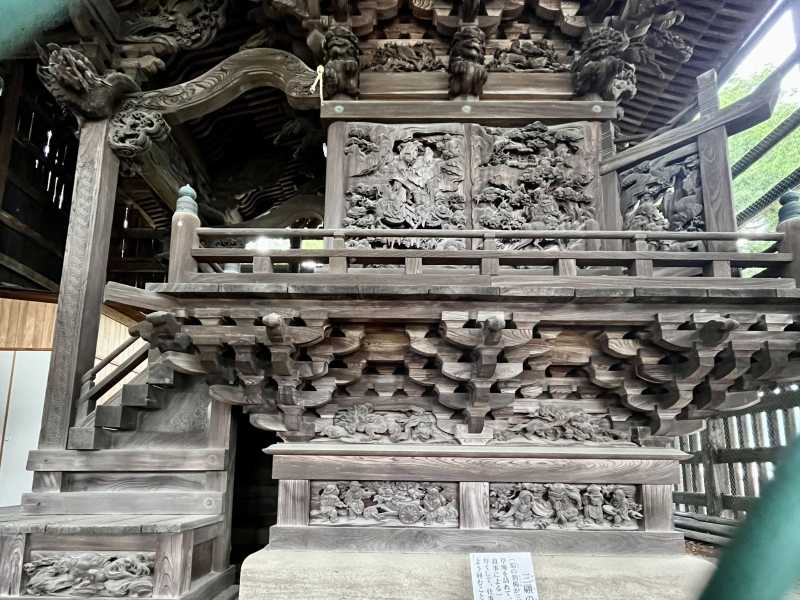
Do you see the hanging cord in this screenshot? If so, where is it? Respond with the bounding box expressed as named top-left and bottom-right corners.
top-left (310, 65), bottom-right (325, 104)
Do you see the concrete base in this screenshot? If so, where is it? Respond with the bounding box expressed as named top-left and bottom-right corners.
top-left (240, 548), bottom-right (717, 600)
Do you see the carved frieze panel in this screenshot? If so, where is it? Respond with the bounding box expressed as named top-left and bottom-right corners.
top-left (315, 403), bottom-right (457, 444)
top-left (620, 144), bottom-right (705, 248)
top-left (341, 123), bottom-right (467, 249)
top-left (363, 43), bottom-right (445, 72)
top-left (491, 405), bottom-right (632, 445)
top-left (490, 483), bottom-right (642, 530)
top-left (310, 481), bottom-right (459, 527)
top-left (336, 122), bottom-right (598, 249)
top-left (470, 122), bottom-right (597, 249)
top-left (23, 552), bottom-right (155, 597)
top-left (489, 39), bottom-right (568, 73)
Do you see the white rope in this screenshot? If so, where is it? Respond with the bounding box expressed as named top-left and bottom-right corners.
top-left (310, 65), bottom-right (325, 103)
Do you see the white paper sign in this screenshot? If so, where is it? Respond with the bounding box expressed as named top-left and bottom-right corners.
top-left (469, 552), bottom-right (539, 600)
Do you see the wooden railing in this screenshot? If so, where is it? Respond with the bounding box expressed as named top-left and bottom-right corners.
top-left (164, 216), bottom-right (794, 290)
top-left (673, 390), bottom-right (800, 545)
top-left (74, 333), bottom-right (149, 423)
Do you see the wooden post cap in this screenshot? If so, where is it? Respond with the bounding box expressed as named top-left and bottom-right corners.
top-left (778, 191), bottom-right (800, 224)
top-left (176, 185), bottom-right (198, 215)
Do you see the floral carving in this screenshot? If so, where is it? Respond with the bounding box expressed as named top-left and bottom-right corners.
top-left (23, 552), bottom-right (155, 597)
top-left (490, 483), bottom-right (642, 529)
top-left (490, 39), bottom-right (567, 73)
top-left (317, 403), bottom-right (455, 443)
top-left (493, 406), bottom-right (630, 444)
top-left (364, 43), bottom-right (445, 72)
top-left (310, 481), bottom-right (458, 527)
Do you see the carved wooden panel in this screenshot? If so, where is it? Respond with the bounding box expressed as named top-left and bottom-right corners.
top-left (309, 481), bottom-right (459, 527)
top-left (329, 121), bottom-right (601, 248)
top-left (22, 552), bottom-right (155, 597)
top-left (489, 483), bottom-right (642, 530)
top-left (619, 143), bottom-right (705, 248)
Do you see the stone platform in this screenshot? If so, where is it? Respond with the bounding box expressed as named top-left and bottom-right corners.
top-left (239, 548), bottom-right (717, 600)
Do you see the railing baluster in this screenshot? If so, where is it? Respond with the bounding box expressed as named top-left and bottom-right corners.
top-left (704, 259), bottom-right (733, 278)
top-left (329, 233), bottom-right (347, 274)
top-left (629, 233), bottom-right (654, 277)
top-left (405, 256), bottom-right (423, 275)
top-left (253, 255), bottom-right (274, 274)
top-left (168, 185), bottom-right (200, 284)
top-left (480, 234), bottom-right (499, 275)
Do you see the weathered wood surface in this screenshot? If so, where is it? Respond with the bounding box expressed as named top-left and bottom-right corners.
top-left (0, 514), bottom-right (222, 535)
top-left (642, 485), bottom-right (673, 532)
top-left (21, 492), bottom-right (224, 515)
top-left (321, 100), bottom-right (617, 123)
top-left (154, 531), bottom-right (194, 597)
top-left (0, 534), bottom-right (26, 596)
top-left (268, 526), bottom-right (686, 555)
top-left (27, 449), bottom-right (228, 472)
top-left (39, 119), bottom-right (120, 449)
top-left (272, 456), bottom-right (680, 484)
top-left (459, 482), bottom-right (490, 530)
top-left (276, 480), bottom-right (310, 527)
top-left (267, 443), bottom-right (688, 460)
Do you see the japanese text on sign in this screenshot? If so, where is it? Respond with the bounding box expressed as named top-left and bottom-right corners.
top-left (469, 553), bottom-right (539, 600)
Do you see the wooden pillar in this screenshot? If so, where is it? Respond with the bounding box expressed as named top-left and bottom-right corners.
top-left (38, 119), bottom-right (119, 449)
top-left (696, 70), bottom-right (737, 252)
top-left (168, 186), bottom-right (200, 283)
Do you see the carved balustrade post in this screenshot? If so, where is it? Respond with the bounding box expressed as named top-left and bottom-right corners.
top-left (168, 185), bottom-right (201, 283)
top-left (777, 191), bottom-right (800, 287)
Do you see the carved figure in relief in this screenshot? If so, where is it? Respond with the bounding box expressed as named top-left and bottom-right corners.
top-left (573, 26), bottom-right (637, 103)
top-left (449, 24), bottom-right (488, 97)
top-left (491, 39), bottom-right (567, 73)
top-left (489, 483), bottom-right (642, 530)
top-left (323, 24), bottom-right (361, 98)
top-left (621, 152), bottom-right (705, 247)
top-left (318, 403), bottom-right (455, 443)
top-left (343, 127), bottom-right (466, 249)
top-left (605, 487), bottom-right (644, 526)
top-left (310, 483), bottom-right (348, 522)
top-left (23, 553), bottom-right (155, 597)
top-left (310, 481), bottom-right (458, 527)
top-left (120, 0), bottom-right (228, 53)
top-left (364, 43), bottom-right (445, 72)
top-left (495, 406), bottom-right (629, 444)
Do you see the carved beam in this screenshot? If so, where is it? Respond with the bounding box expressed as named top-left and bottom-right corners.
top-left (122, 49), bottom-right (318, 122)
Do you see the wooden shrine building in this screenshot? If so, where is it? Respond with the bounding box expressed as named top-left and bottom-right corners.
top-left (1, 0), bottom-right (799, 598)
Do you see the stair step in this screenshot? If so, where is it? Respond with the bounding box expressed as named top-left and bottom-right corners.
top-left (122, 383), bottom-right (162, 409)
top-left (95, 405), bottom-right (139, 430)
top-left (68, 426), bottom-right (111, 450)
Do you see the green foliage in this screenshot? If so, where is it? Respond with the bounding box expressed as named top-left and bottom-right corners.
top-left (720, 66), bottom-right (800, 239)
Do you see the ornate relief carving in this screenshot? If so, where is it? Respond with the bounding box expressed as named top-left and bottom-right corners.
top-left (37, 44), bottom-right (139, 121)
top-left (23, 552), bottom-right (155, 597)
top-left (620, 148), bottom-right (704, 246)
top-left (310, 481), bottom-right (458, 526)
top-left (449, 24), bottom-right (487, 97)
top-left (490, 483), bottom-right (642, 529)
top-left (490, 39), bottom-right (567, 73)
top-left (119, 0), bottom-right (228, 54)
top-left (573, 25), bottom-right (637, 103)
top-left (364, 43), bottom-right (445, 72)
top-left (471, 122), bottom-right (596, 249)
top-left (317, 403), bottom-right (455, 443)
top-left (342, 124), bottom-right (466, 248)
top-left (323, 24), bottom-right (361, 98)
top-left (493, 406), bottom-right (630, 444)
top-left (108, 108), bottom-right (170, 158)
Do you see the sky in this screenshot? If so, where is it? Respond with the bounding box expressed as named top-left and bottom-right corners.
top-left (725, 8), bottom-right (800, 95)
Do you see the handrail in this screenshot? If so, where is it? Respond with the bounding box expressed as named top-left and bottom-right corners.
top-left (79, 334), bottom-right (140, 388)
top-left (75, 340), bottom-right (150, 419)
top-left (195, 227), bottom-right (785, 242)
